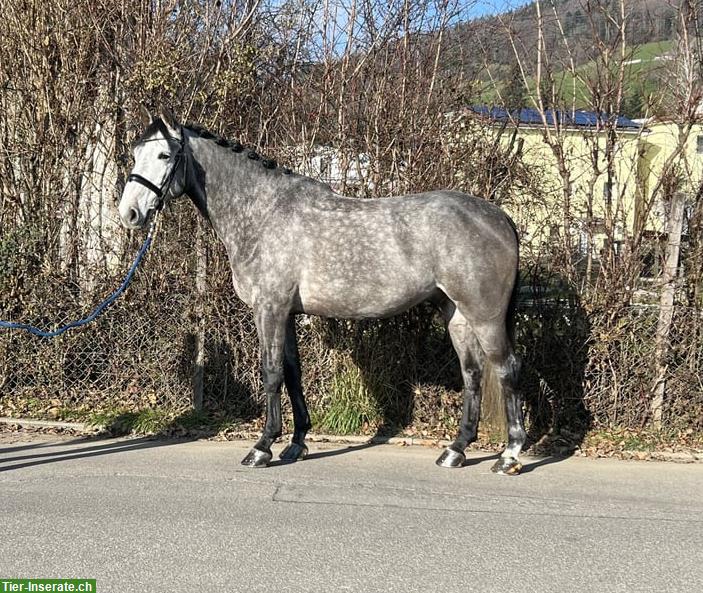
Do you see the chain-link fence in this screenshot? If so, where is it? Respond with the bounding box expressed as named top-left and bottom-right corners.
top-left (516, 300), bottom-right (703, 438)
top-left (2, 203), bottom-right (702, 439)
top-left (1, 0), bottom-right (702, 444)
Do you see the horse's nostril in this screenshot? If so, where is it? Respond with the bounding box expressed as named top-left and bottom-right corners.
top-left (127, 208), bottom-right (141, 225)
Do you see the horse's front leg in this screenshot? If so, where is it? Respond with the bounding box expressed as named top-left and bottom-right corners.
top-left (279, 315), bottom-right (311, 462)
top-left (241, 302), bottom-right (289, 468)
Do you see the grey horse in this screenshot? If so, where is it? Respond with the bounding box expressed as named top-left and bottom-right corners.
top-left (118, 106), bottom-right (526, 475)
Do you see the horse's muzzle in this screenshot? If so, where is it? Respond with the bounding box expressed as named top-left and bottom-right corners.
top-left (120, 206), bottom-right (153, 230)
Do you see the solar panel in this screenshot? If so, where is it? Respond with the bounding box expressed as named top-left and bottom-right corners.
top-left (469, 105), bottom-right (640, 130)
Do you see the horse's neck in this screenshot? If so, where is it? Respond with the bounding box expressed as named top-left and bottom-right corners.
top-left (185, 135), bottom-right (336, 262)
top-left (186, 136), bottom-right (272, 256)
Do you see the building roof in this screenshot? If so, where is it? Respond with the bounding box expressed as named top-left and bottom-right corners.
top-left (469, 106), bottom-right (643, 131)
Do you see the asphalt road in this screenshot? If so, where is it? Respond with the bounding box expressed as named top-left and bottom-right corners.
top-left (1, 433), bottom-right (701, 593)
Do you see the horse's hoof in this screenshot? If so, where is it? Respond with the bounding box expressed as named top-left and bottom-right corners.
top-left (279, 442), bottom-right (308, 462)
top-left (435, 447), bottom-right (466, 468)
top-left (241, 448), bottom-right (272, 468)
top-left (491, 457), bottom-right (522, 475)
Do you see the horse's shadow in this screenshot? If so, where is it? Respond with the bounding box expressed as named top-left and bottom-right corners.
top-left (180, 335), bottom-right (263, 425)
top-left (315, 287), bottom-right (592, 468)
top-left (317, 304), bottom-right (458, 440)
top-left (516, 282), bottom-right (593, 457)
top-left (0, 436), bottom-right (182, 473)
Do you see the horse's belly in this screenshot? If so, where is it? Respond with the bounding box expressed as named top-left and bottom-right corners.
top-left (297, 274), bottom-right (435, 319)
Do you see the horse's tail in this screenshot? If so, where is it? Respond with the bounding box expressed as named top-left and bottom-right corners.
top-left (505, 214), bottom-right (520, 349)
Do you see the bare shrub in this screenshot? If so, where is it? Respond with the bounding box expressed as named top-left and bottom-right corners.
top-left (1, 0), bottom-right (701, 441)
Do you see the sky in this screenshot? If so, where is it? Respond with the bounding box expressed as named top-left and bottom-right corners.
top-left (264, 0), bottom-right (536, 58)
top-left (470, 1), bottom-right (533, 19)
top-left (266, 0), bottom-right (535, 24)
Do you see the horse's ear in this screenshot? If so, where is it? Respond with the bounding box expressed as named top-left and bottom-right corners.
top-left (139, 105), bottom-right (153, 127)
top-left (159, 106), bottom-right (180, 136)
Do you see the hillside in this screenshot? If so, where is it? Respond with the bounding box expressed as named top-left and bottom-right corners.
top-left (447, 0), bottom-right (680, 116)
top-left (474, 40), bottom-right (675, 116)
top-left (454, 0), bottom-right (677, 67)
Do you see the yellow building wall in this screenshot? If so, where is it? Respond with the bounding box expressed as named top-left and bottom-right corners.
top-left (495, 126), bottom-right (642, 257)
top-left (453, 116), bottom-right (701, 260)
top-left (637, 121), bottom-right (703, 234)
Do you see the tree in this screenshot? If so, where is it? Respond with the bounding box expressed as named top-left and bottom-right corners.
top-left (503, 62), bottom-right (527, 110)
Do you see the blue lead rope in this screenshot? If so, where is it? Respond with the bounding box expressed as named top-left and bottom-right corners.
top-left (0, 217), bottom-right (159, 338)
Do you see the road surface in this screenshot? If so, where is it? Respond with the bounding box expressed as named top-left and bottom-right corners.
top-left (1, 433), bottom-right (701, 592)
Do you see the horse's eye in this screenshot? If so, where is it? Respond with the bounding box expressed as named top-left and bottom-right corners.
top-left (158, 152), bottom-right (171, 160)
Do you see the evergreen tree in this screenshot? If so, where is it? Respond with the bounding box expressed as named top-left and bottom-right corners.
top-left (622, 89), bottom-right (645, 119)
top-left (503, 63), bottom-right (526, 111)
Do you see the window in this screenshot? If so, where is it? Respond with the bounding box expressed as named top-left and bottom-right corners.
top-left (696, 135), bottom-right (703, 154)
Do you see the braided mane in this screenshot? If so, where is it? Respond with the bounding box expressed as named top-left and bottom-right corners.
top-left (186, 124), bottom-right (292, 174)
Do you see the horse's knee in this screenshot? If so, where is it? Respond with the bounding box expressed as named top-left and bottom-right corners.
top-left (262, 363), bottom-right (284, 394)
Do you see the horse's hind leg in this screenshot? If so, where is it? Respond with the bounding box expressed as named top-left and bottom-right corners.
top-left (436, 304), bottom-right (485, 468)
top-left (280, 315), bottom-right (311, 462)
top-left (473, 320), bottom-right (526, 475)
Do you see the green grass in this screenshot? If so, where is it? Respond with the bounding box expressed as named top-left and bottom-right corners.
top-left (315, 362), bottom-right (383, 435)
top-left (60, 407), bottom-right (176, 434)
top-left (621, 434), bottom-right (657, 452)
top-left (75, 407), bottom-right (240, 436)
top-left (632, 40), bottom-right (674, 62)
top-left (83, 408), bottom-right (172, 434)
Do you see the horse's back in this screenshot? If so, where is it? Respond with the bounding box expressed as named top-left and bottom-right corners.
top-left (306, 189), bottom-right (518, 266)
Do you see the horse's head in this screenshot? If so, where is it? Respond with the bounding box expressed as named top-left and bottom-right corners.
top-left (119, 106), bottom-right (187, 229)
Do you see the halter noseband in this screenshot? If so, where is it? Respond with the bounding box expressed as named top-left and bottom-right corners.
top-left (126, 173), bottom-right (165, 199)
top-left (127, 128), bottom-right (186, 210)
